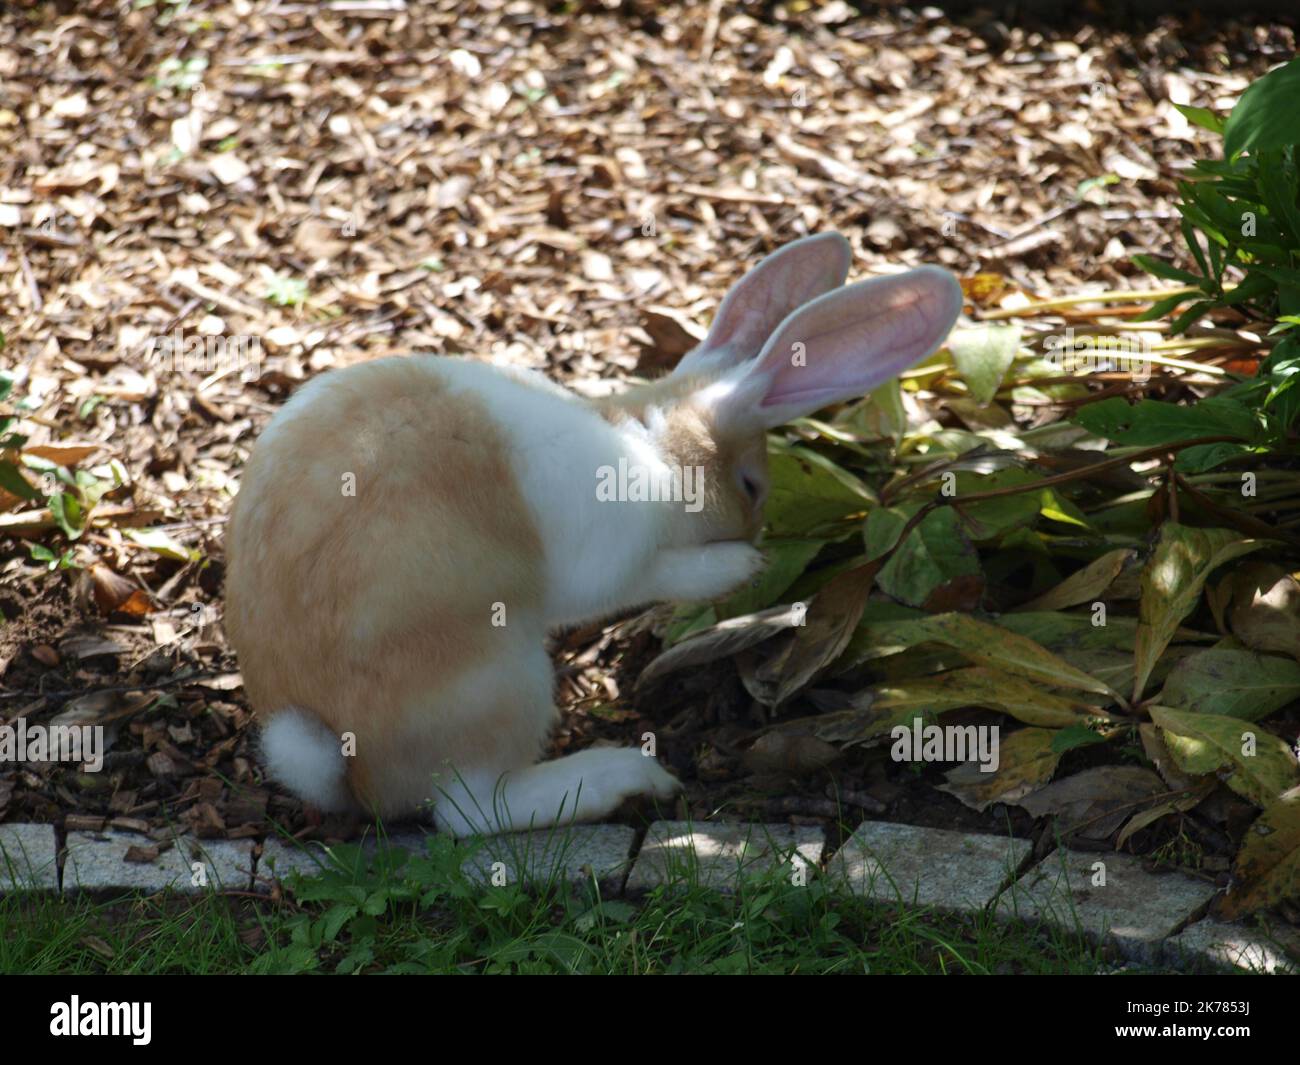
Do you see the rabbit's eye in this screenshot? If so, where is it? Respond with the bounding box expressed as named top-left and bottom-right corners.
top-left (741, 473), bottom-right (765, 506)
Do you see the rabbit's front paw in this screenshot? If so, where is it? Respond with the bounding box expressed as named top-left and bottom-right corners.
top-left (568, 748), bottom-right (681, 819)
top-left (596, 749), bottom-right (681, 810)
top-left (645, 543), bottom-right (765, 603)
top-left (632, 751), bottom-right (683, 801)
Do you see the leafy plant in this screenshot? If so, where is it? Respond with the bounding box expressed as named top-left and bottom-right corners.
top-left (0, 373), bottom-right (40, 504)
top-left (1133, 56), bottom-right (1300, 442)
top-left (649, 515), bottom-right (1300, 914)
top-left (19, 454), bottom-right (117, 541)
top-left (29, 543), bottom-right (80, 571)
top-left (264, 274), bottom-right (309, 307)
top-left (1, 374), bottom-right (122, 551)
top-left (631, 84), bottom-right (1300, 913)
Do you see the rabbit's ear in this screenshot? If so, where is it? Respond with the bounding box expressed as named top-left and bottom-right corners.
top-left (673, 233), bottom-right (852, 377)
top-left (706, 266), bottom-right (963, 433)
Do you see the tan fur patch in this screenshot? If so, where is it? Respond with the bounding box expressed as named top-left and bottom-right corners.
top-left (596, 375), bottom-right (766, 543)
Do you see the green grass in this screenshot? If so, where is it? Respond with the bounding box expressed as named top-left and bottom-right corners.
top-left (0, 830), bottom-right (1159, 975)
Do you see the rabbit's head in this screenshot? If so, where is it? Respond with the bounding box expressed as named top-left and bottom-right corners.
top-left (597, 233), bottom-right (964, 549)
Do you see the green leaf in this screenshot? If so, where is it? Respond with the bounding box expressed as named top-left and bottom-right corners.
top-left (1131, 291), bottom-right (1196, 323)
top-left (1037, 486), bottom-right (1090, 529)
top-left (320, 903), bottom-right (359, 942)
top-left (1173, 441), bottom-right (1252, 474)
top-left (1223, 56), bottom-right (1300, 159)
top-left (1074, 395), bottom-right (1259, 447)
top-left (78, 395), bottom-right (107, 420)
top-left (1168, 299), bottom-right (1216, 335)
top-left (765, 444), bottom-right (874, 536)
top-left (0, 460), bottom-right (41, 502)
top-left (864, 504), bottom-right (981, 609)
top-left (717, 539), bottom-right (823, 619)
top-left (1051, 723), bottom-right (1110, 753)
top-left (1131, 255), bottom-right (1201, 285)
top-left (955, 469), bottom-right (1044, 540)
top-left (1076, 173), bottom-right (1120, 201)
top-left (1180, 218), bottom-right (1211, 279)
top-left (265, 274), bottom-right (309, 307)
top-left (661, 604), bottom-right (716, 646)
top-left (48, 492), bottom-right (85, 540)
top-left (1173, 103), bottom-right (1225, 135)
top-left (1150, 705), bottom-right (1299, 808)
top-left (1256, 149), bottom-right (1300, 249)
top-left (1157, 648), bottom-right (1300, 720)
top-left (946, 323), bottom-right (1022, 405)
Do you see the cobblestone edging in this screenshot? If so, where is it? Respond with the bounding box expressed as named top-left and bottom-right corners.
top-left (0, 819), bottom-right (1293, 974)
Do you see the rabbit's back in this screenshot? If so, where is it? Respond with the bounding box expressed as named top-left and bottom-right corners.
top-left (224, 356), bottom-right (549, 793)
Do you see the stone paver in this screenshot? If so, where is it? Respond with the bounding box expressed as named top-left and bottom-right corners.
top-left (259, 825), bottom-right (637, 891)
top-left (831, 821), bottom-right (1031, 911)
top-left (626, 821), bottom-right (824, 893)
top-left (63, 831), bottom-right (254, 894)
top-left (1163, 919), bottom-right (1298, 975)
top-left (996, 849), bottom-right (1218, 961)
top-left (461, 825), bottom-right (637, 889)
top-left (353, 828), bottom-right (433, 876)
top-left (253, 829), bottom-right (433, 890)
top-left (254, 837), bottom-right (334, 888)
top-left (0, 823), bottom-right (59, 892)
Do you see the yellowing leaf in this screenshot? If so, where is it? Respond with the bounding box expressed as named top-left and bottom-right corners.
top-left (1116, 780), bottom-right (1215, 848)
top-left (1015, 547), bottom-right (1136, 612)
top-left (918, 612), bottom-right (1123, 701)
top-left (124, 527), bottom-right (202, 562)
top-left (1150, 705), bottom-right (1299, 808)
top-left (938, 727), bottom-right (1060, 812)
top-left (1221, 793), bottom-right (1300, 918)
top-left (1225, 563), bottom-right (1300, 659)
top-left (870, 666), bottom-right (1110, 728)
top-left (1157, 648), bottom-right (1300, 720)
top-left (1133, 524), bottom-right (1263, 700)
top-left (771, 563), bottom-right (878, 706)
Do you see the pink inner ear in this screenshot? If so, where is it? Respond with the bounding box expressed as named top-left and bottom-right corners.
top-left (758, 269), bottom-right (962, 409)
top-left (699, 233), bottom-right (851, 361)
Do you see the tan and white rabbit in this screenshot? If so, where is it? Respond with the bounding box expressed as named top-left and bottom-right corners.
top-left (223, 233), bottom-right (962, 836)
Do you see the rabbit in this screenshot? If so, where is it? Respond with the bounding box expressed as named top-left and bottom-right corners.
top-left (223, 232), bottom-right (963, 836)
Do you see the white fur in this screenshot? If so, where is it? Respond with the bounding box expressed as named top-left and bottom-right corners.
top-left (261, 708), bottom-right (352, 812)
top-left (427, 358), bottom-right (688, 626)
top-left (430, 748), bottom-right (679, 838)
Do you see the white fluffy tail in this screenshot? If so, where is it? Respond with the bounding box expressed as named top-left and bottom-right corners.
top-left (260, 707), bottom-right (353, 812)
